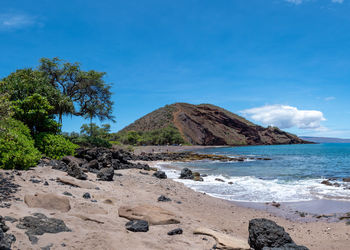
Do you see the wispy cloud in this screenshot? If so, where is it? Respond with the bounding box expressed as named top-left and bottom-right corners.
top-left (325, 96), bottom-right (336, 101)
top-left (0, 13), bottom-right (37, 30)
top-left (286, 0), bottom-right (344, 4)
top-left (241, 104), bottom-right (326, 130)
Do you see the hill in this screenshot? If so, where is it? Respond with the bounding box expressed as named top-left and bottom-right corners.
top-left (118, 103), bottom-right (309, 146)
top-left (300, 136), bottom-right (350, 143)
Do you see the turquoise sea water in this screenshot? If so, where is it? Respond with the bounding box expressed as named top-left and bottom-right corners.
top-left (158, 144), bottom-right (350, 202)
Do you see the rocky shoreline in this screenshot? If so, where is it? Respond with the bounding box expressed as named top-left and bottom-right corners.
top-left (0, 148), bottom-right (349, 249)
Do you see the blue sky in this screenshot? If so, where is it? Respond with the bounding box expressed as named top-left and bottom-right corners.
top-left (1, 0), bottom-right (350, 138)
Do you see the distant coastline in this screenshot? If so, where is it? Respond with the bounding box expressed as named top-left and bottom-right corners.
top-left (300, 136), bottom-right (350, 143)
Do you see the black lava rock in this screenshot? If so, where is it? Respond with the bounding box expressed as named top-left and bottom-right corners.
top-left (180, 168), bottom-right (193, 179)
top-left (153, 171), bottom-right (167, 179)
top-left (83, 193), bottom-right (91, 199)
top-left (16, 213), bottom-right (71, 245)
top-left (158, 195), bottom-right (171, 202)
top-left (248, 218), bottom-right (309, 250)
top-left (167, 228), bottom-right (183, 235)
top-left (63, 192), bottom-right (72, 196)
top-left (67, 162), bottom-right (87, 180)
top-left (0, 216), bottom-right (16, 249)
top-left (125, 220), bottom-right (149, 232)
top-left (97, 167), bottom-right (114, 181)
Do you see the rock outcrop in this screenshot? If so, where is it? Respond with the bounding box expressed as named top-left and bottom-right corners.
top-left (248, 218), bottom-right (308, 250)
top-left (119, 103), bottom-right (310, 146)
top-left (24, 193), bottom-right (71, 212)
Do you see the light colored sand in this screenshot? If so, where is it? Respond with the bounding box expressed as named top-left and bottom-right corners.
top-left (1, 163), bottom-right (349, 250)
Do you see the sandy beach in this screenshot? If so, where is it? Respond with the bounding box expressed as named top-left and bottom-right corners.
top-left (0, 160), bottom-right (349, 250)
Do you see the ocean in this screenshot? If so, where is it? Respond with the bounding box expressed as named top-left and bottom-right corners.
top-left (158, 143), bottom-right (350, 203)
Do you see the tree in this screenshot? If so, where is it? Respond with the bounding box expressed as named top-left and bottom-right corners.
top-left (0, 69), bottom-right (74, 123)
top-left (12, 94), bottom-right (60, 135)
top-left (39, 57), bottom-right (114, 124)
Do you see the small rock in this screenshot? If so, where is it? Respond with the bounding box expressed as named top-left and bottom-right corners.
top-left (41, 243), bottom-right (53, 250)
top-left (153, 171), bottom-right (167, 179)
top-left (321, 180), bottom-right (332, 186)
top-left (180, 168), bottom-right (193, 179)
top-left (228, 182), bottom-right (233, 185)
top-left (158, 195), bottom-right (171, 202)
top-left (343, 177), bottom-right (350, 182)
top-left (215, 178), bottom-right (225, 182)
top-left (167, 228), bottom-right (183, 235)
top-left (125, 220), bottom-right (149, 232)
top-left (63, 192), bottom-right (72, 196)
top-left (83, 193), bottom-right (91, 199)
top-left (91, 200), bottom-right (97, 202)
top-left (43, 181), bottom-right (49, 186)
top-left (30, 179), bottom-right (41, 184)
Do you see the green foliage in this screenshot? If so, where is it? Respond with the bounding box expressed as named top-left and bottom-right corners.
top-left (35, 133), bottom-right (78, 160)
top-left (63, 123), bottom-right (112, 148)
top-left (12, 94), bottom-right (61, 135)
top-left (0, 118), bottom-right (41, 170)
top-left (0, 92), bottom-right (12, 120)
top-left (115, 126), bottom-right (185, 146)
top-left (39, 57), bottom-right (114, 123)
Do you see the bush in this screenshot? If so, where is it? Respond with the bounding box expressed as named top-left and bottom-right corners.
top-left (35, 133), bottom-right (79, 160)
top-left (72, 136), bottom-right (112, 148)
top-left (0, 119), bottom-right (42, 170)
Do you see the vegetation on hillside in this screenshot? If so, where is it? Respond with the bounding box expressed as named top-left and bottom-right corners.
top-left (114, 125), bottom-right (185, 146)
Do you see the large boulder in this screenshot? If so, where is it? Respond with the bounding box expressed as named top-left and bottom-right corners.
top-left (118, 204), bottom-right (180, 225)
top-left (24, 193), bottom-right (71, 212)
top-left (97, 167), bottom-right (114, 181)
top-left (248, 218), bottom-right (308, 250)
top-left (194, 227), bottom-right (250, 250)
top-left (67, 162), bottom-right (87, 180)
top-left (180, 168), bottom-right (193, 179)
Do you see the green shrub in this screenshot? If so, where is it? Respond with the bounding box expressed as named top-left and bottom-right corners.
top-left (0, 119), bottom-right (41, 170)
top-left (35, 133), bottom-right (79, 160)
top-left (72, 136), bottom-right (112, 148)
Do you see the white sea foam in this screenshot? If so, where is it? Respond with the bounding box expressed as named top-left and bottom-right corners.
top-left (156, 163), bottom-right (350, 203)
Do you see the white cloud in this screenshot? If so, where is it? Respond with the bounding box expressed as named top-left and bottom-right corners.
top-left (0, 14), bottom-right (36, 30)
top-left (241, 105), bottom-right (326, 130)
top-left (325, 96), bottom-right (336, 101)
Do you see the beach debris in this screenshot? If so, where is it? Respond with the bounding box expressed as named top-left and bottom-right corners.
top-left (157, 195), bottom-right (171, 202)
top-left (194, 227), bottom-right (250, 250)
top-left (97, 167), bottom-right (114, 181)
top-left (57, 177), bottom-right (97, 189)
top-left (125, 220), bottom-right (149, 232)
top-left (0, 216), bottom-right (16, 250)
top-left (83, 192), bottom-right (91, 199)
top-left (180, 168), bottom-right (193, 179)
top-left (118, 204), bottom-right (180, 225)
top-left (168, 228), bottom-right (183, 235)
top-left (72, 214), bottom-right (104, 224)
top-left (248, 218), bottom-right (309, 250)
top-left (24, 193), bottom-right (71, 212)
top-left (16, 213), bottom-right (71, 245)
top-left (153, 171), bottom-right (167, 179)
top-left (271, 201), bottom-right (281, 208)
